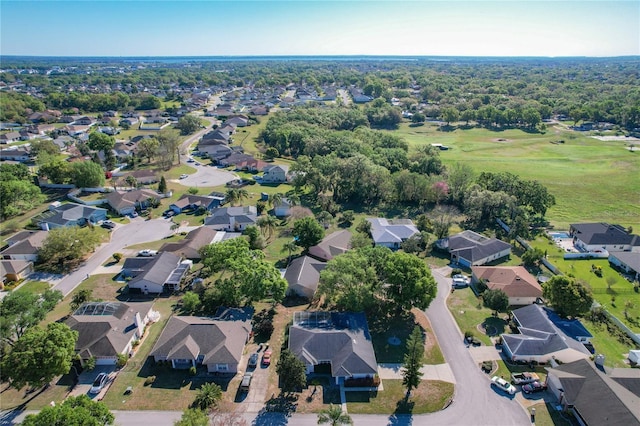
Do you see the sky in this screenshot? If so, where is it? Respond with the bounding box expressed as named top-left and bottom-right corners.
top-left (1, 1), bottom-right (638, 57)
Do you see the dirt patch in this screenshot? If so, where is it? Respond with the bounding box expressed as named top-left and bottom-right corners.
top-left (411, 308), bottom-right (443, 363)
top-left (491, 138), bottom-right (513, 143)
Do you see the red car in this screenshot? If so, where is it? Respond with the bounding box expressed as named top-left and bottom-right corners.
top-left (522, 381), bottom-right (547, 394)
top-left (262, 349), bottom-right (272, 366)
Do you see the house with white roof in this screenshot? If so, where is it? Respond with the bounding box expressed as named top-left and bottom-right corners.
top-left (367, 218), bottom-right (419, 249)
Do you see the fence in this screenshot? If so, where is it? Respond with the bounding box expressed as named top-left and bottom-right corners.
top-left (563, 252), bottom-right (609, 260)
top-left (602, 308), bottom-right (640, 345)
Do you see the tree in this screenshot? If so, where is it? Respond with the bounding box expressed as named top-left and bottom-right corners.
top-left (1, 289), bottom-right (62, 345)
top-left (192, 382), bottom-right (222, 411)
top-left (317, 404), bottom-right (353, 425)
top-left (21, 395), bottom-right (114, 426)
top-left (175, 409), bottom-right (209, 426)
top-left (30, 139), bottom-right (60, 157)
top-left (256, 214), bottom-right (278, 239)
top-left (70, 288), bottom-right (93, 312)
top-left (441, 107), bottom-right (460, 125)
top-left (71, 161), bottom-right (105, 188)
top-left (276, 349), bottom-right (306, 394)
top-left (543, 276), bottom-right (594, 318)
top-left (281, 240), bottom-right (298, 265)
top-left (3, 322), bottom-right (78, 390)
top-left (429, 205), bottom-right (459, 240)
top-left (411, 112), bottom-right (425, 124)
top-left (382, 251), bottom-right (437, 311)
top-left (243, 225), bottom-right (265, 250)
top-left (292, 217), bottom-right (325, 250)
top-left (522, 248), bottom-right (544, 266)
top-left (158, 175), bottom-right (168, 194)
top-left (182, 291), bottom-right (201, 314)
top-left (0, 179), bottom-right (46, 219)
top-left (38, 159), bottom-right (71, 184)
top-left (88, 132), bottom-right (115, 153)
top-left (339, 210), bottom-right (355, 227)
top-left (176, 114), bottom-right (202, 135)
top-left (402, 326), bottom-right (424, 399)
top-left (482, 289), bottom-right (509, 314)
top-left (225, 188), bottom-right (249, 207)
top-left (38, 226), bottom-right (102, 273)
top-left (138, 137), bottom-right (159, 163)
top-left (264, 147), bottom-right (279, 160)
top-left (316, 211), bottom-right (334, 229)
top-left (157, 128), bottom-right (181, 169)
top-left (112, 252), bottom-right (123, 263)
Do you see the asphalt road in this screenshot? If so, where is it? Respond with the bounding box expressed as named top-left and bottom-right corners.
top-left (52, 218), bottom-right (173, 297)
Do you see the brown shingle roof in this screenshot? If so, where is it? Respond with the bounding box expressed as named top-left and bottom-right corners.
top-left (472, 266), bottom-right (542, 299)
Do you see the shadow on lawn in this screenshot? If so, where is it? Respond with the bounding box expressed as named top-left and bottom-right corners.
top-left (137, 357), bottom-right (232, 391)
top-left (387, 398), bottom-right (416, 425)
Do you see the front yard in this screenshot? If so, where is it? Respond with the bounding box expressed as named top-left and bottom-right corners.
top-left (447, 286), bottom-right (507, 346)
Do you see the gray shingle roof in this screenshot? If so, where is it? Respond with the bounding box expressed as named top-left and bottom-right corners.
top-left (367, 218), bottom-right (418, 244)
top-left (284, 256), bottom-right (326, 297)
top-left (65, 301), bottom-right (154, 359)
top-left (501, 304), bottom-right (591, 360)
top-left (289, 312), bottom-right (377, 378)
top-left (308, 230), bottom-right (352, 262)
top-left (547, 359), bottom-right (640, 426)
top-left (150, 316), bottom-right (251, 365)
top-left (571, 222), bottom-right (640, 247)
top-left (128, 252), bottom-right (181, 287)
top-left (204, 206), bottom-right (257, 227)
top-left (42, 203), bottom-right (107, 226)
top-left (448, 230), bottom-right (511, 263)
top-left (160, 227), bottom-right (217, 259)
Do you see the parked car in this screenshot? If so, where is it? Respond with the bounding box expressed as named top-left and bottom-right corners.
top-left (163, 210), bottom-right (175, 218)
top-left (180, 174), bottom-right (189, 179)
top-left (187, 158), bottom-right (195, 163)
top-left (262, 349), bottom-right (272, 366)
top-left (491, 376), bottom-right (516, 395)
top-left (130, 211), bottom-right (138, 218)
top-left (89, 372), bottom-right (108, 394)
top-left (138, 249), bottom-right (158, 257)
top-left (248, 352), bottom-right (259, 368)
top-left (452, 274), bottom-right (469, 288)
top-left (522, 381), bottom-right (547, 394)
top-left (240, 372), bottom-right (253, 392)
top-left (511, 372), bottom-right (540, 385)
top-left (101, 220), bottom-right (116, 229)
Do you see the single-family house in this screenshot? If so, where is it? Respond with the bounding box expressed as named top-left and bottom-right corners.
top-left (150, 315), bottom-right (251, 372)
top-left (0, 132), bottom-right (21, 144)
top-left (119, 117), bottom-right (139, 127)
top-left (273, 198), bottom-right (293, 217)
top-left (225, 116), bottom-right (249, 127)
top-left (204, 206), bottom-right (257, 232)
top-left (66, 301), bottom-right (155, 365)
top-left (1, 231), bottom-right (47, 262)
top-left (1, 259), bottom-right (34, 284)
top-left (127, 252), bottom-right (191, 293)
top-left (308, 230), bottom-right (352, 262)
top-left (262, 164), bottom-right (289, 183)
top-left (289, 311), bottom-right (378, 385)
top-left (200, 129), bottom-right (230, 145)
top-left (545, 359), bottom-right (640, 426)
top-left (284, 256), bottom-right (327, 299)
top-left (169, 194), bottom-right (221, 214)
top-left (443, 230), bottom-right (512, 267)
top-left (471, 266), bottom-right (542, 306)
top-left (501, 304), bottom-right (592, 364)
top-left (105, 189), bottom-right (160, 216)
top-left (609, 251), bottom-right (640, 281)
top-left (367, 217), bottom-right (419, 249)
top-left (119, 170), bottom-right (158, 185)
top-left (160, 227), bottom-right (219, 260)
top-left (570, 223), bottom-right (640, 253)
top-left (198, 144), bottom-right (232, 161)
top-left (0, 149), bottom-right (32, 162)
top-left (38, 202), bottom-right (108, 230)
top-left (74, 116), bottom-right (96, 126)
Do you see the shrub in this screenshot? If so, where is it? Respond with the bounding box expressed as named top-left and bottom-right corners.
top-left (112, 253), bottom-right (123, 263)
top-left (464, 331), bottom-right (474, 339)
top-left (144, 376), bottom-right (156, 386)
top-left (84, 356), bottom-right (96, 371)
top-left (189, 366), bottom-right (197, 376)
top-left (451, 268), bottom-right (462, 276)
top-left (116, 353), bottom-right (128, 368)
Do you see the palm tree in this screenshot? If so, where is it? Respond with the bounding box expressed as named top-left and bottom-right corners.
top-left (270, 192), bottom-right (283, 210)
top-left (257, 214), bottom-right (278, 239)
top-left (225, 188), bottom-right (239, 206)
top-left (317, 404), bottom-right (352, 425)
top-left (281, 240), bottom-right (298, 265)
top-left (237, 188), bottom-right (249, 205)
top-left (286, 192), bottom-right (300, 207)
top-left (193, 382), bottom-right (222, 411)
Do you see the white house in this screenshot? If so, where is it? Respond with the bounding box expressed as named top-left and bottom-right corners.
top-left (262, 164), bottom-right (289, 183)
top-left (570, 222), bottom-right (640, 253)
top-left (367, 217), bottom-right (419, 249)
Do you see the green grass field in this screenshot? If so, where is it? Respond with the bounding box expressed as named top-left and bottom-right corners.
top-left (391, 123), bottom-right (640, 230)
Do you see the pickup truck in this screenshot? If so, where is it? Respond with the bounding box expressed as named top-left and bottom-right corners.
top-left (511, 372), bottom-right (540, 385)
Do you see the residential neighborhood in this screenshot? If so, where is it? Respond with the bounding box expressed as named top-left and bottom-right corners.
top-left (1, 56), bottom-right (639, 426)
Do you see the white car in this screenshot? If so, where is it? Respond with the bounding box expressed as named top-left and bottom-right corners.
top-left (491, 376), bottom-right (516, 394)
top-left (452, 274), bottom-right (469, 288)
top-left (138, 249), bottom-right (158, 257)
top-left (179, 174), bottom-right (189, 179)
top-left (89, 372), bottom-right (108, 394)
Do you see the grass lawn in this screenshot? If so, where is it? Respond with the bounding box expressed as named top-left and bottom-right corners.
top-left (42, 274), bottom-right (125, 326)
top-left (346, 379), bottom-right (454, 415)
top-left (530, 235), bottom-right (640, 333)
top-left (391, 123), bottom-right (640, 230)
top-left (530, 402), bottom-right (577, 426)
top-left (164, 164), bottom-right (197, 180)
top-left (0, 373), bottom-right (75, 411)
top-left (125, 233), bottom-right (185, 251)
top-left (446, 287), bottom-right (507, 346)
top-left (14, 280), bottom-right (51, 295)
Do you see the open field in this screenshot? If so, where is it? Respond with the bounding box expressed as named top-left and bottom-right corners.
top-left (391, 123), bottom-right (640, 230)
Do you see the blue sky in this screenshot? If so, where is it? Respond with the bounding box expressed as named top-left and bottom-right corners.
top-left (1, 1), bottom-right (638, 57)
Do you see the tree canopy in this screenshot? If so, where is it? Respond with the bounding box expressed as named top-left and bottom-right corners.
top-left (0, 164), bottom-right (45, 219)
top-left (38, 226), bottom-right (102, 273)
top-left (176, 114), bottom-right (202, 135)
top-left (3, 322), bottom-right (78, 390)
top-left (21, 395), bottom-right (114, 426)
top-left (402, 326), bottom-right (425, 398)
top-left (276, 349), bottom-right (306, 394)
top-left (71, 161), bottom-right (105, 188)
top-left (482, 289), bottom-right (509, 314)
top-left (543, 276), bottom-right (594, 318)
top-left (1, 289), bottom-right (62, 346)
top-left (318, 246), bottom-right (437, 312)
top-left (292, 217), bottom-right (325, 250)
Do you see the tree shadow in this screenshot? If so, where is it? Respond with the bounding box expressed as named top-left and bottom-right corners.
top-left (251, 410), bottom-right (290, 426)
top-left (387, 398), bottom-right (415, 425)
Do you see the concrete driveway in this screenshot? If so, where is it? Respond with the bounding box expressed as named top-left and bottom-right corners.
top-left (236, 346), bottom-right (272, 413)
top-left (176, 165), bottom-right (237, 188)
top-left (69, 366), bottom-right (116, 399)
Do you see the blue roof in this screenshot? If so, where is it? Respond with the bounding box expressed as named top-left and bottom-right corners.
top-left (544, 307), bottom-right (593, 339)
